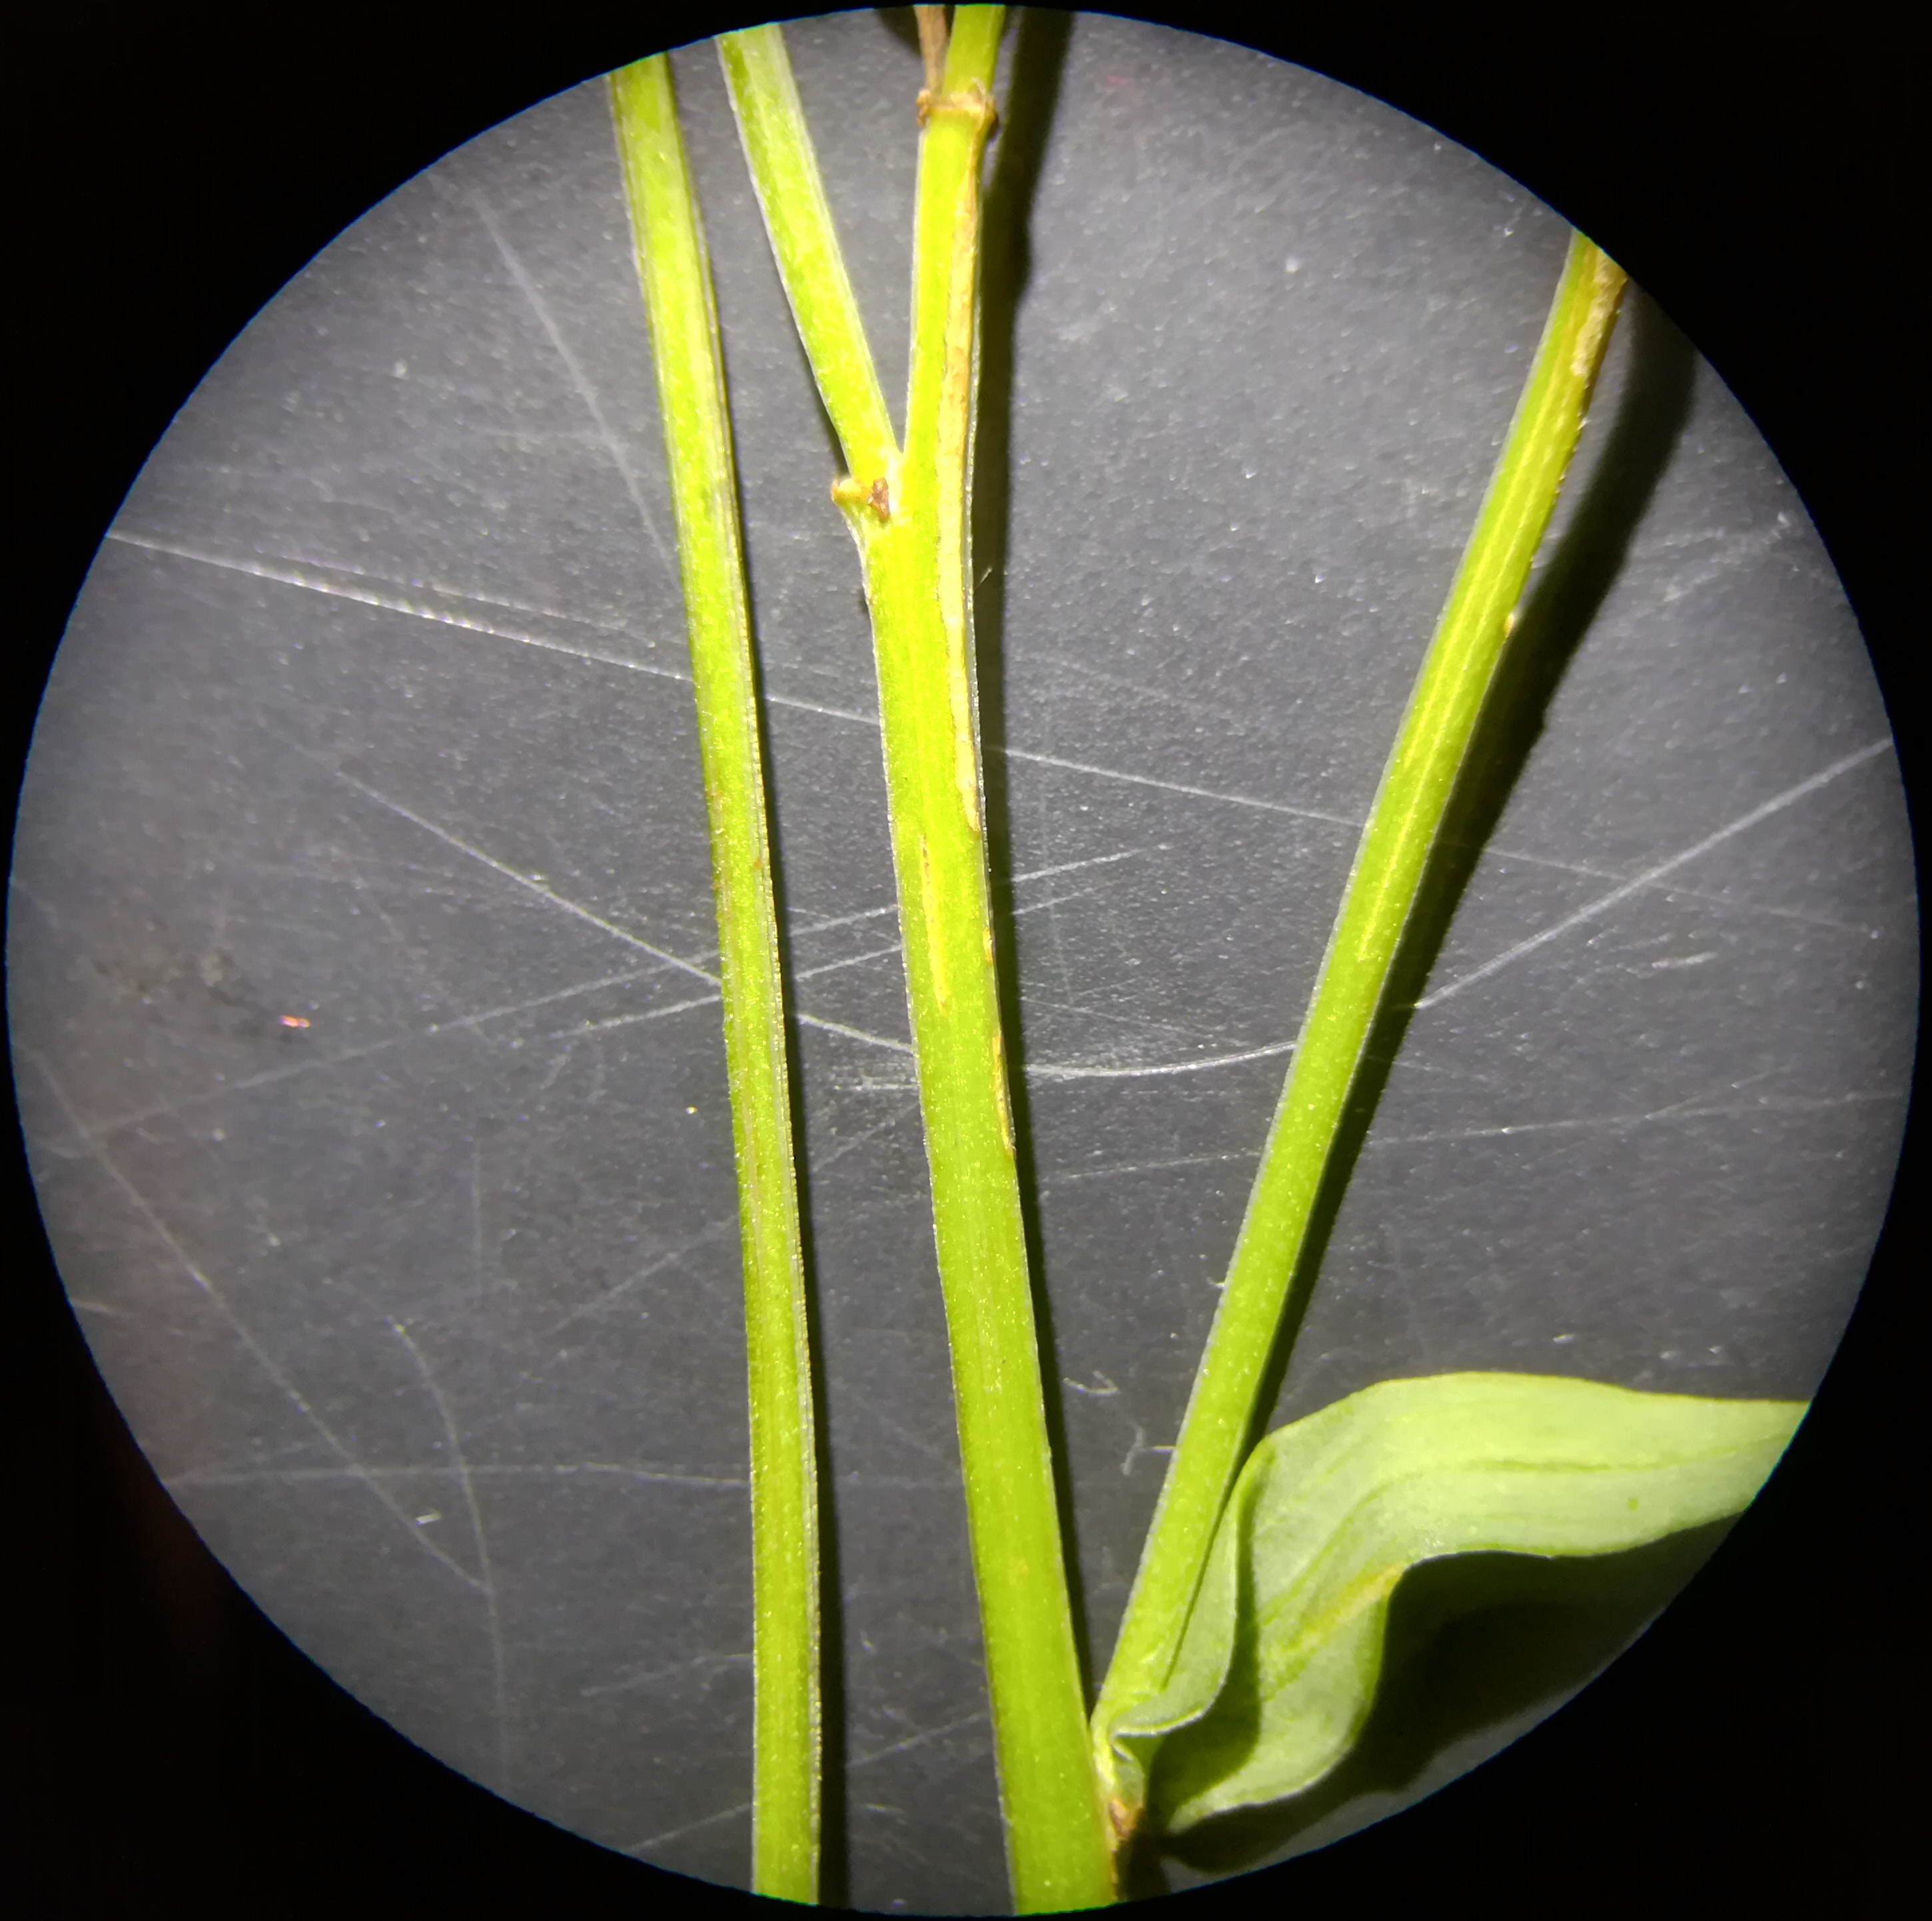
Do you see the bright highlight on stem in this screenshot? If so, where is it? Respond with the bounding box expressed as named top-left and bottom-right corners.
top-left (608, 55), bottom-right (821, 1905)
top-left (722, 11), bottom-right (1116, 1910)
top-left (1093, 231), bottom-right (1629, 1846)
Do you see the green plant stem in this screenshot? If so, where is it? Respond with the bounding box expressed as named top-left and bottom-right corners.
top-left (714, 27), bottom-right (897, 481)
top-left (1093, 230), bottom-right (1628, 1845)
top-left (874, 19), bottom-right (1114, 1906)
top-left (722, 13), bottom-right (1115, 1910)
top-left (610, 54), bottom-right (820, 1905)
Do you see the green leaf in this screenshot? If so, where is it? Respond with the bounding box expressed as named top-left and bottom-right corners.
top-left (1098, 1371), bottom-right (1805, 1838)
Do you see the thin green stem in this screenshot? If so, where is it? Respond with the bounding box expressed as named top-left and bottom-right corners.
top-left (1094, 232), bottom-right (1628, 1845)
top-left (716, 27), bottom-right (897, 483)
top-left (722, 13), bottom-right (1116, 1910)
top-left (915, 4), bottom-right (949, 95)
top-left (610, 54), bottom-right (820, 1905)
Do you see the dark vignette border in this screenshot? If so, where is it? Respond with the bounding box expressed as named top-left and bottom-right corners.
top-left (3, 5), bottom-right (1919, 1914)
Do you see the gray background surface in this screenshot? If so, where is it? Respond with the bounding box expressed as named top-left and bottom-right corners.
top-left (6, 11), bottom-right (1915, 1911)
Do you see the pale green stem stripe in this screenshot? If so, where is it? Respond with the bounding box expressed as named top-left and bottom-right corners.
top-left (724, 11), bottom-right (1115, 1910)
top-left (717, 27), bottom-right (899, 482)
top-left (1094, 232), bottom-right (1628, 1835)
top-left (610, 56), bottom-right (821, 1905)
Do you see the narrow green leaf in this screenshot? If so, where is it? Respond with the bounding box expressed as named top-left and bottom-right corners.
top-left (608, 55), bottom-right (821, 1904)
top-left (1101, 1373), bottom-right (1805, 1835)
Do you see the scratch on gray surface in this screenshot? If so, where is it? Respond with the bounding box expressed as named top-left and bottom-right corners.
top-left (1121, 1423), bottom-right (1176, 1477)
top-left (106, 532), bottom-right (689, 682)
top-left (623, 1798), bottom-right (754, 1854)
top-left (41, 719), bottom-right (1883, 1156)
top-left (1063, 1371), bottom-right (1120, 1395)
top-left (164, 1461), bottom-right (747, 1490)
top-left (1027, 992), bottom-right (1223, 1046)
top-left (7, 872), bottom-right (65, 932)
top-left (323, 761), bottom-right (923, 1059)
top-left (1503, 869), bottom-right (1882, 937)
top-left (1033, 645), bottom-right (1262, 731)
top-left (157, 1435), bottom-right (322, 1485)
top-left (797, 942), bottom-right (905, 978)
top-left (98, 536), bottom-right (1893, 936)
top-left (87, 550), bottom-right (1899, 1122)
top-left (470, 193), bottom-right (678, 582)
top-left (1011, 887), bottom-right (1105, 918)
top-left (50, 963), bottom-right (684, 1150)
top-left (786, 849), bottom-right (1144, 941)
top-left (543, 985), bottom-right (724, 1042)
top-left (580, 1030), bottom-right (610, 1104)
top-left (546, 1218), bottom-right (738, 1332)
top-left (1594, 865), bottom-right (1883, 935)
top-left (91, 529), bottom-right (1365, 858)
top-left (545, 941), bottom-right (907, 1042)
top-left (324, 761), bottom-right (720, 988)
top-left (323, 841), bottom-right (470, 1018)
top-left (992, 739), bottom-right (1362, 831)
top-left (454, 965), bottom-right (678, 1028)
top-left (1034, 1078), bottom-right (1905, 1178)
top-left (786, 897), bottom-right (909, 939)
top-left (25, 1052), bottom-right (486, 1593)
top-left (1003, 847), bottom-right (1148, 888)
top-left (620, 1713), bottom-right (990, 1856)
top-left (561, 994), bottom-right (915, 1058)
top-left (811, 1110), bottom-right (911, 1173)
top-left (1651, 514), bottom-right (1793, 607)
top-left (580, 1650), bottom-right (751, 1701)
top-left (796, 1012), bottom-right (916, 1056)
top-left (985, 745), bottom-right (1893, 936)
top-left (867, 1406), bottom-right (955, 1467)
top-left (1370, 1086), bottom-right (1905, 1150)
top-left (1043, 1148), bottom-right (1258, 1190)
top-left (1027, 1036), bottom-right (1295, 1082)
top-left (57, 1033), bottom-right (412, 1139)
top-left (851, 1711), bottom-right (990, 1768)
top-left (470, 1139), bottom-right (488, 1289)
top-left (105, 536), bottom-right (654, 650)
top-left (1414, 739), bottom-right (1895, 1010)
top-left (534, 1026), bottom-right (618, 1102)
top-left (755, 690), bottom-right (881, 729)
top-left (387, 1316), bottom-right (509, 1784)
top-left (504, 1460), bottom-right (745, 1486)
top-left (993, 732), bottom-right (1900, 937)
top-left (991, 740), bottom-right (1893, 942)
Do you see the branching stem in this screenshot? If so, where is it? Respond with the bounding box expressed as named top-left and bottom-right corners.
top-left (723, 11), bottom-right (1115, 1910)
